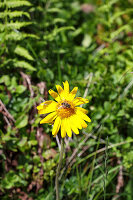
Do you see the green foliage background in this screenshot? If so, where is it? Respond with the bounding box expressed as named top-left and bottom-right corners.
top-left (0, 0), bottom-right (133, 199)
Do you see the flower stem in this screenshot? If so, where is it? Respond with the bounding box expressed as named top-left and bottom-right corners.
top-left (55, 138), bottom-right (64, 200)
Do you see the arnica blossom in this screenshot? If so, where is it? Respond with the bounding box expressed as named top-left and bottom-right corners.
top-left (37, 81), bottom-right (91, 138)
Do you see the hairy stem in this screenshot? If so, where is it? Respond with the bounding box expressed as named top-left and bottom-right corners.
top-left (55, 138), bottom-right (64, 200)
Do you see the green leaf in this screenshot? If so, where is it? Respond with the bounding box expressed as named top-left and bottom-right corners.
top-left (33, 155), bottom-right (40, 164)
top-left (16, 85), bottom-right (26, 94)
top-left (104, 101), bottom-right (111, 111)
top-left (47, 8), bottom-right (63, 13)
top-left (17, 137), bottom-right (27, 147)
top-left (16, 115), bottom-right (28, 129)
top-left (82, 34), bottom-right (92, 48)
top-left (14, 46), bottom-right (34, 61)
top-left (14, 60), bottom-right (36, 71)
top-left (0, 75), bottom-right (10, 86)
top-left (28, 140), bottom-right (38, 146)
top-left (117, 110), bottom-right (125, 117)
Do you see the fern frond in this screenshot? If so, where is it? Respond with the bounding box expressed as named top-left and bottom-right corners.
top-left (0, 1), bottom-right (32, 8)
top-left (5, 32), bottom-right (39, 41)
top-left (14, 46), bottom-right (34, 61)
top-left (0, 22), bottom-right (32, 31)
top-left (47, 8), bottom-right (63, 13)
top-left (53, 18), bottom-right (66, 24)
top-left (14, 60), bottom-right (36, 71)
top-left (0, 11), bottom-right (30, 19)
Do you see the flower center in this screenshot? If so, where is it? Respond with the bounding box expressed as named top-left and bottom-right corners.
top-left (57, 100), bottom-right (75, 118)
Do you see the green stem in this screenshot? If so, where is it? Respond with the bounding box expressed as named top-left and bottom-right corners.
top-left (55, 138), bottom-right (64, 200)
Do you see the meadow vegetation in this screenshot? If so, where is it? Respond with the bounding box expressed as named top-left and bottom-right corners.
top-left (0, 0), bottom-right (133, 199)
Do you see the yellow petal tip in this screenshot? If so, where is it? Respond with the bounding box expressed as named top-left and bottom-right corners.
top-left (88, 118), bottom-right (91, 122)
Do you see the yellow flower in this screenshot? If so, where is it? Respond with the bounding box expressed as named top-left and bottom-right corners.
top-left (37, 81), bottom-right (91, 138)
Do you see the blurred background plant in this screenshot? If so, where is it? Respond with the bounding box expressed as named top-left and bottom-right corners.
top-left (0, 0), bottom-right (133, 199)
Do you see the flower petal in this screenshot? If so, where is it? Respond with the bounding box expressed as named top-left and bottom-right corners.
top-left (56, 85), bottom-right (63, 95)
top-left (76, 107), bottom-right (88, 114)
top-left (63, 80), bottom-right (69, 95)
top-left (70, 122), bottom-right (79, 134)
top-left (65, 87), bottom-right (78, 101)
top-left (36, 102), bottom-right (45, 110)
top-left (76, 110), bottom-right (91, 122)
top-left (66, 118), bottom-right (72, 137)
top-left (69, 87), bottom-right (78, 100)
top-left (38, 101), bottom-right (57, 114)
top-left (60, 81), bottom-right (77, 101)
top-left (49, 89), bottom-right (61, 102)
top-left (56, 85), bottom-right (66, 100)
top-left (68, 115), bottom-right (80, 134)
top-left (52, 117), bottom-right (61, 137)
top-left (61, 119), bottom-right (66, 138)
top-left (36, 101), bottom-right (53, 110)
top-left (73, 97), bottom-right (89, 106)
top-left (40, 112), bottom-right (57, 124)
top-left (80, 119), bottom-right (88, 128)
top-left (71, 114), bottom-right (82, 129)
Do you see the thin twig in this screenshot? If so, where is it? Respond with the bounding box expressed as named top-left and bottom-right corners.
top-left (20, 72), bottom-right (34, 98)
top-left (120, 79), bottom-right (133, 99)
top-left (56, 135), bottom-right (61, 151)
top-left (112, 159), bottom-right (124, 200)
top-left (0, 99), bottom-right (15, 122)
top-left (83, 72), bottom-right (93, 99)
top-left (4, 116), bottom-right (11, 126)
